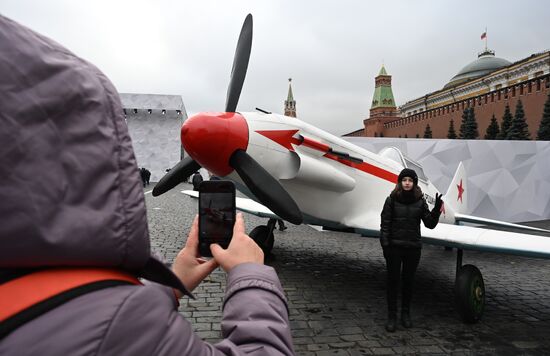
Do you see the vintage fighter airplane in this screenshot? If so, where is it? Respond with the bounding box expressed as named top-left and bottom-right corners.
top-left (153, 14), bottom-right (550, 323)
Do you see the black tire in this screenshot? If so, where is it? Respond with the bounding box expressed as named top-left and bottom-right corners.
top-left (249, 225), bottom-right (274, 255)
top-left (454, 264), bottom-right (485, 323)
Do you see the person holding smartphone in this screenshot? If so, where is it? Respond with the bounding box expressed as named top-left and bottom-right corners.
top-left (0, 15), bottom-right (294, 355)
top-left (171, 213), bottom-right (293, 352)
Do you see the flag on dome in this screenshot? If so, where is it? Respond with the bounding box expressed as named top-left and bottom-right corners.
top-left (481, 31), bottom-right (487, 40)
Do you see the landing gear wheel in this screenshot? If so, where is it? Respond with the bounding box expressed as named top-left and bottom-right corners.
top-left (249, 225), bottom-right (274, 255)
top-left (454, 264), bottom-right (485, 323)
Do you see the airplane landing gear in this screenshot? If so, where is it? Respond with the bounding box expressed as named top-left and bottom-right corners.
top-left (249, 219), bottom-right (276, 255)
top-left (454, 249), bottom-right (485, 323)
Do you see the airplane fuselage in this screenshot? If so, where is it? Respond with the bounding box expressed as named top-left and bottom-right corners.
top-left (206, 112), bottom-right (451, 232)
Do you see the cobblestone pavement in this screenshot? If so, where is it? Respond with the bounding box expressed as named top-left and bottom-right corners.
top-left (145, 183), bottom-right (550, 355)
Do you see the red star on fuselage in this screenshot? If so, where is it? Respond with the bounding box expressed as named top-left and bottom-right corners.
top-left (457, 179), bottom-right (464, 203)
top-left (256, 129), bottom-right (300, 151)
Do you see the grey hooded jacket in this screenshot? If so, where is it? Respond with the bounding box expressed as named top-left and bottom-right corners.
top-left (0, 15), bottom-right (294, 355)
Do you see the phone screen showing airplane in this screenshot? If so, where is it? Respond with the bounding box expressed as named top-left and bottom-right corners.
top-left (199, 192), bottom-right (235, 247)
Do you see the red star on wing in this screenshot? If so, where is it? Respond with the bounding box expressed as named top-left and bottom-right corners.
top-left (457, 179), bottom-right (464, 203)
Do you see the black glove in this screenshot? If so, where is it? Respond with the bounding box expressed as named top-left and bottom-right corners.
top-left (434, 193), bottom-right (443, 212)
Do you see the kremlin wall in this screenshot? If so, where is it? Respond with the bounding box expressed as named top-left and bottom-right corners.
top-left (345, 49), bottom-right (550, 139)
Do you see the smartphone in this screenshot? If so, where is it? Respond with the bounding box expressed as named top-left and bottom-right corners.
top-left (198, 180), bottom-right (236, 257)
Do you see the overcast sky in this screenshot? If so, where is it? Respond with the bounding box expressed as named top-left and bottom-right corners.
top-left (2, 0), bottom-right (549, 135)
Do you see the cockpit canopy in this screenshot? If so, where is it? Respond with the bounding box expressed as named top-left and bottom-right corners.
top-left (378, 146), bottom-right (427, 182)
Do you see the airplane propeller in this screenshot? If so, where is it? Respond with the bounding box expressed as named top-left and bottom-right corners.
top-left (225, 14), bottom-right (252, 113)
top-left (229, 150), bottom-right (302, 224)
top-left (151, 156), bottom-right (201, 197)
top-left (152, 14), bottom-right (303, 225)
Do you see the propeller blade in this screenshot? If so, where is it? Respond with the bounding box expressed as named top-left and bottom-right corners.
top-left (225, 14), bottom-right (253, 113)
top-left (152, 156), bottom-right (201, 197)
top-left (229, 149), bottom-right (303, 224)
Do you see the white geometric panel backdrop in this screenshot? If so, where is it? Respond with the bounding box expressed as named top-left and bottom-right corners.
top-left (344, 137), bottom-right (550, 222)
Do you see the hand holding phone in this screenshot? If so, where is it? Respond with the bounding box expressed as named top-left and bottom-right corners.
top-left (172, 215), bottom-right (219, 297)
top-left (210, 213), bottom-right (264, 272)
top-left (199, 181), bottom-right (236, 257)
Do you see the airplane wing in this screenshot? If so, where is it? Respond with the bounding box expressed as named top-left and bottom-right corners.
top-left (453, 213), bottom-right (550, 233)
top-left (420, 223), bottom-right (550, 259)
top-left (181, 190), bottom-right (550, 259)
top-left (181, 190), bottom-right (280, 219)
top-left (351, 217), bottom-right (550, 260)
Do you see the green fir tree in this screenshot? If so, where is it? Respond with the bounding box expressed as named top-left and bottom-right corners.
top-left (468, 107), bottom-right (479, 139)
top-left (459, 107), bottom-right (479, 139)
top-left (447, 118), bottom-right (457, 139)
top-left (415, 133), bottom-right (420, 138)
top-left (536, 94), bottom-right (550, 140)
top-left (404, 133), bottom-right (408, 138)
top-left (484, 114), bottom-right (500, 139)
top-left (507, 99), bottom-right (530, 140)
top-left (498, 104), bottom-right (513, 139)
top-left (423, 124), bottom-right (432, 138)
top-left (459, 108), bottom-right (469, 138)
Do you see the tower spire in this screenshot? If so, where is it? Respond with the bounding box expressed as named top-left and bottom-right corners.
top-left (284, 78), bottom-right (297, 117)
top-left (370, 65), bottom-right (395, 111)
top-left (363, 65), bottom-right (399, 137)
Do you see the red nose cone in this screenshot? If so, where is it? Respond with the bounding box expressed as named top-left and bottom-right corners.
top-left (181, 112), bottom-right (249, 177)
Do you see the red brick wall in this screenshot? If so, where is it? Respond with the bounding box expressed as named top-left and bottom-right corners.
top-left (381, 76), bottom-right (550, 139)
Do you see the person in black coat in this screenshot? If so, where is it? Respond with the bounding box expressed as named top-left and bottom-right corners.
top-left (380, 168), bottom-right (443, 332)
top-left (140, 167), bottom-right (151, 187)
top-left (143, 168), bottom-right (151, 186)
top-left (192, 171), bottom-right (203, 191)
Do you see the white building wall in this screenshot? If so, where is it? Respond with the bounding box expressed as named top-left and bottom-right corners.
top-left (120, 93), bottom-right (186, 182)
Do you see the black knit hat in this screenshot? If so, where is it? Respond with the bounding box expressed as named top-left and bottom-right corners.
top-left (398, 168), bottom-right (418, 185)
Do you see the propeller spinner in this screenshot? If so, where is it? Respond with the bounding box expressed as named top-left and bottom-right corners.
top-left (153, 14), bottom-right (303, 225)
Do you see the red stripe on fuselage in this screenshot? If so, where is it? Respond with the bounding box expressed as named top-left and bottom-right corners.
top-left (324, 153), bottom-right (398, 184)
top-left (301, 136), bottom-right (330, 152)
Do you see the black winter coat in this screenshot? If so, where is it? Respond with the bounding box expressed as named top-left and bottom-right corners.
top-left (192, 173), bottom-right (203, 191)
top-left (380, 194), bottom-right (441, 249)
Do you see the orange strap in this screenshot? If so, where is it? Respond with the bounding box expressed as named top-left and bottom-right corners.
top-left (0, 267), bottom-right (141, 322)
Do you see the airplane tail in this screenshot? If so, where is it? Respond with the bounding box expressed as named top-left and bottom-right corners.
top-left (444, 162), bottom-right (467, 215)
top-left (441, 162), bottom-right (550, 233)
